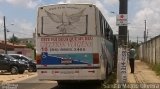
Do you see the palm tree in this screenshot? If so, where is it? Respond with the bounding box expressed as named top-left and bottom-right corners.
top-left (8, 34), bottom-right (19, 45)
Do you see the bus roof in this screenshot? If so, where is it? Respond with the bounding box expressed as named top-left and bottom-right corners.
top-left (39, 4), bottom-right (96, 8)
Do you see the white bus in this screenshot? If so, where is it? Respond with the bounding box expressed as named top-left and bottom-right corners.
top-left (36, 4), bottom-right (117, 84)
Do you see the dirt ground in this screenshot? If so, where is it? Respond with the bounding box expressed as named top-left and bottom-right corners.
top-left (127, 60), bottom-right (160, 83)
top-left (1, 60), bottom-right (160, 86)
top-left (0, 71), bottom-right (37, 83)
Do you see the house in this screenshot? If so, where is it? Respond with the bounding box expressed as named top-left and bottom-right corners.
top-left (19, 38), bottom-right (35, 45)
top-left (0, 40), bottom-right (35, 59)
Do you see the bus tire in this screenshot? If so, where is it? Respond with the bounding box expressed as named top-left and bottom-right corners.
top-left (57, 81), bottom-right (67, 86)
top-left (106, 62), bottom-right (109, 78)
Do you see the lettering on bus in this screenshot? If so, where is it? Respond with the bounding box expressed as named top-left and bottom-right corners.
top-left (40, 41), bottom-right (92, 48)
top-left (40, 36), bottom-right (92, 42)
top-left (49, 48), bottom-right (86, 52)
top-left (40, 36), bottom-right (93, 52)
top-left (48, 6), bottom-right (80, 11)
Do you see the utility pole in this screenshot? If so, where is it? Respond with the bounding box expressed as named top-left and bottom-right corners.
top-left (147, 29), bottom-right (148, 41)
top-left (64, 0), bottom-right (67, 3)
top-left (117, 0), bottom-right (128, 86)
top-left (137, 36), bottom-right (138, 47)
top-left (3, 16), bottom-right (7, 54)
top-left (119, 0), bottom-right (128, 46)
top-left (127, 30), bottom-right (129, 47)
top-left (144, 20), bottom-right (146, 42)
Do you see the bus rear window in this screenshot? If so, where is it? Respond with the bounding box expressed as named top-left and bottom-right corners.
top-left (40, 9), bottom-right (88, 35)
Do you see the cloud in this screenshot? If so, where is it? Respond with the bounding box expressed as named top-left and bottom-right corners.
top-left (60, 0), bottom-right (160, 41)
top-left (0, 16), bottom-right (4, 40)
top-left (63, 0), bottom-right (95, 4)
top-left (130, 0), bottom-right (160, 41)
top-left (5, 0), bottom-right (42, 8)
top-left (58, 0), bottom-right (99, 4)
top-left (0, 19), bottom-right (34, 40)
top-left (0, 19), bottom-right (2, 25)
top-left (0, 12), bottom-right (4, 30)
top-left (15, 20), bottom-right (34, 37)
top-left (58, 1), bottom-right (108, 14)
top-left (19, 21), bottom-right (34, 32)
top-left (61, 0), bottom-right (118, 5)
top-left (5, 19), bottom-right (34, 39)
top-left (104, 0), bottom-right (118, 5)
top-left (0, 12), bottom-right (34, 39)
top-left (58, 0), bottom-right (119, 33)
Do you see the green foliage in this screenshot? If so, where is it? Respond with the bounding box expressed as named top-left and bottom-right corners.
top-left (101, 70), bottom-right (117, 89)
top-left (26, 43), bottom-right (34, 50)
top-left (8, 34), bottom-right (19, 45)
top-left (128, 41), bottom-right (139, 48)
top-left (152, 64), bottom-right (160, 75)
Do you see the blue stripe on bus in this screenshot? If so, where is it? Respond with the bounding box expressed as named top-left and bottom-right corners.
top-left (41, 52), bottom-right (93, 65)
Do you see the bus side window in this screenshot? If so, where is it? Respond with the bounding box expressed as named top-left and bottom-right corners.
top-left (99, 12), bottom-right (103, 36)
top-left (99, 11), bottom-right (106, 37)
top-left (102, 17), bottom-right (108, 37)
top-left (104, 26), bottom-right (108, 39)
top-left (106, 28), bottom-right (110, 40)
top-left (109, 30), bottom-right (113, 41)
top-left (99, 11), bottom-right (113, 41)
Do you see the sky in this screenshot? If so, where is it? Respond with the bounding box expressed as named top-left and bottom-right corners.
top-left (0, 0), bottom-right (160, 42)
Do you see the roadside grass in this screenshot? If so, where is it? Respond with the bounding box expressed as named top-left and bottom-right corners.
top-left (150, 64), bottom-right (160, 76)
top-left (141, 59), bottom-right (160, 76)
top-left (100, 70), bottom-right (117, 89)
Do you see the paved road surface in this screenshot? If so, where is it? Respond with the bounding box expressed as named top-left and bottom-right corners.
top-left (16, 75), bottom-right (57, 89)
top-left (1, 75), bottom-right (101, 89)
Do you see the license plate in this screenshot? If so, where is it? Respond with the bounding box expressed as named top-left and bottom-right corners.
top-left (61, 71), bottom-right (74, 74)
top-left (61, 59), bottom-right (72, 64)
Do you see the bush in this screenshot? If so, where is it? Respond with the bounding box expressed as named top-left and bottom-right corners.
top-left (101, 71), bottom-right (117, 89)
top-left (152, 64), bottom-right (160, 75)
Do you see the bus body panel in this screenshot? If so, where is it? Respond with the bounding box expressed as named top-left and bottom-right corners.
top-left (36, 36), bottom-right (113, 81)
top-left (38, 69), bottom-right (101, 80)
top-left (36, 36), bottom-right (103, 80)
top-left (37, 4), bottom-right (97, 36)
top-left (36, 4), bottom-right (115, 81)
top-left (36, 36), bottom-right (99, 65)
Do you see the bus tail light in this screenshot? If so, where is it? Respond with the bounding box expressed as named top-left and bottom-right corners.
top-left (36, 54), bottom-right (41, 64)
top-left (75, 71), bottom-right (79, 73)
top-left (55, 71), bottom-right (59, 73)
top-left (88, 70), bottom-right (95, 73)
top-left (93, 53), bottom-right (99, 64)
top-left (41, 71), bottom-right (47, 73)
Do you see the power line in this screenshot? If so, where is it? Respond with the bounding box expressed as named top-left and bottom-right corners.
top-left (9, 30), bottom-right (33, 35)
top-left (7, 32), bottom-right (33, 37)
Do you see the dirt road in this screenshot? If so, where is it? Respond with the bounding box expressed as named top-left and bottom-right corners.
top-left (128, 60), bottom-right (160, 83)
top-left (0, 71), bottom-right (37, 83)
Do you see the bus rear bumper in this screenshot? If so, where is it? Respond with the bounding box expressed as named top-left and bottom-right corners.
top-left (37, 68), bottom-right (103, 81)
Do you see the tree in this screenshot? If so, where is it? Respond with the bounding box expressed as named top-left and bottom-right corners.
top-left (128, 41), bottom-right (140, 48)
top-left (26, 43), bottom-right (35, 50)
top-left (8, 34), bottom-right (19, 45)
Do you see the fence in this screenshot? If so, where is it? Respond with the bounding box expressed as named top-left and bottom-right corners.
top-left (138, 35), bottom-right (160, 64)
